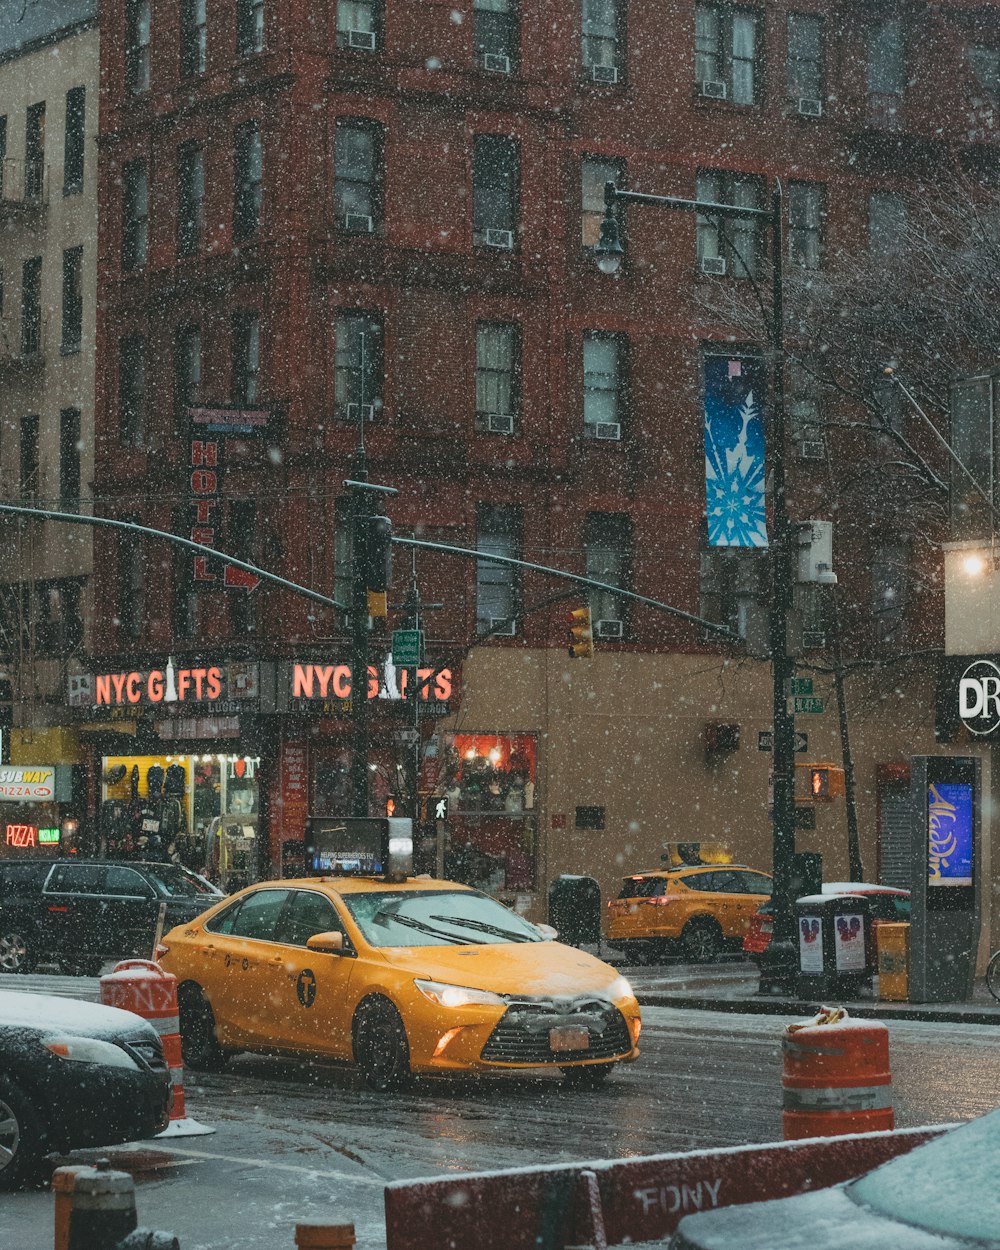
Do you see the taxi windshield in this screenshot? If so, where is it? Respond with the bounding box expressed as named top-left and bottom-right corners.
top-left (343, 889), bottom-right (543, 948)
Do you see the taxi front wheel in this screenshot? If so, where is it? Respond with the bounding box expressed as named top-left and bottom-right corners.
top-left (178, 985), bottom-right (230, 1072)
top-left (353, 996), bottom-right (411, 1092)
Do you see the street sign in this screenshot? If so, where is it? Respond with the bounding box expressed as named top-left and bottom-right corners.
top-left (758, 730), bottom-right (809, 753)
top-left (785, 678), bottom-right (814, 696)
top-left (788, 696), bottom-right (825, 715)
top-left (433, 797), bottom-right (449, 823)
top-left (395, 728), bottom-right (419, 745)
top-left (391, 629), bottom-right (424, 666)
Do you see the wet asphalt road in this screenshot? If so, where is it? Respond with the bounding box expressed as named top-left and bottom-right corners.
top-left (4, 1003), bottom-right (1000, 1250)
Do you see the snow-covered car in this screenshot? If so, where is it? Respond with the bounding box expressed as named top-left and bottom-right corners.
top-left (670, 1107), bottom-right (1000, 1249)
top-left (0, 991), bottom-right (171, 1189)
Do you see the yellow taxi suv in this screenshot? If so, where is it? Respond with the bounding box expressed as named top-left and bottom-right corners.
top-left (606, 865), bottom-right (772, 963)
top-left (160, 876), bottom-right (641, 1091)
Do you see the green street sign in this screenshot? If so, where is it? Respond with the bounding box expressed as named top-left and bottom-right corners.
top-left (785, 678), bottom-right (814, 696)
top-left (789, 696), bottom-right (825, 715)
top-left (392, 629), bottom-right (424, 666)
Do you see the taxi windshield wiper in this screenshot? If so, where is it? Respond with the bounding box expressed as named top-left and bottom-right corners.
top-left (429, 915), bottom-right (534, 943)
top-left (373, 910), bottom-right (480, 945)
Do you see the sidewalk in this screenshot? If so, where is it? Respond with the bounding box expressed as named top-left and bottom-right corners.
top-left (626, 959), bottom-right (1000, 1025)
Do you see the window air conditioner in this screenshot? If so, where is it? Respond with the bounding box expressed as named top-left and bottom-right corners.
top-left (596, 619), bottom-right (623, 639)
top-left (802, 630), bottom-right (827, 650)
top-left (490, 617), bottom-right (517, 635)
top-left (346, 403), bottom-right (375, 422)
top-left (483, 53), bottom-right (511, 74)
top-left (484, 228), bottom-right (514, 250)
top-left (797, 439), bottom-right (826, 460)
top-left (343, 213), bottom-right (374, 233)
top-left (347, 29), bottom-right (376, 50)
top-left (700, 255), bottom-right (727, 276)
top-left (487, 413), bottom-right (514, 434)
top-left (594, 422), bottom-right (621, 441)
top-left (591, 64), bottom-right (619, 84)
top-left (797, 97), bottom-right (823, 118)
top-left (699, 79), bottom-right (727, 99)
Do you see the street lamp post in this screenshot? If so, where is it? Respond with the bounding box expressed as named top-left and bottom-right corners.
top-left (596, 179), bottom-right (799, 991)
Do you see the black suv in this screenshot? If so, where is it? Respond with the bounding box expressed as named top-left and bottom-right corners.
top-left (0, 860), bottom-right (224, 975)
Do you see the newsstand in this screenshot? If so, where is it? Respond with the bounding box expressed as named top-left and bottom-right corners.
top-left (796, 892), bottom-right (873, 1000)
top-left (548, 874), bottom-right (602, 948)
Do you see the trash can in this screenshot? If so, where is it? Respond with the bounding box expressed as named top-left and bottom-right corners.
top-left (796, 892), bottom-right (872, 1000)
top-left (876, 921), bottom-right (910, 1001)
top-left (548, 875), bottom-right (602, 948)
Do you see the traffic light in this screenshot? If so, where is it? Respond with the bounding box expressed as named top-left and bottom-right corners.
top-left (364, 513), bottom-right (392, 618)
top-left (811, 766), bottom-right (831, 799)
top-left (807, 764), bottom-right (845, 801)
top-left (567, 606), bottom-right (594, 659)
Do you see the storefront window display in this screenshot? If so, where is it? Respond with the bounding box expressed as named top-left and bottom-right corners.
top-left (437, 733), bottom-right (537, 895)
top-left (100, 753), bottom-right (260, 892)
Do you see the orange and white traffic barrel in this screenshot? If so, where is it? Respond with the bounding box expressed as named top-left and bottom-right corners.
top-left (782, 1006), bottom-right (893, 1140)
top-left (101, 958), bottom-right (214, 1138)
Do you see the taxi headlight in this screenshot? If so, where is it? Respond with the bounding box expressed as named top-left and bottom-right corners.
top-left (414, 979), bottom-right (505, 1008)
top-left (43, 1036), bottom-right (140, 1069)
top-left (605, 976), bottom-right (635, 1001)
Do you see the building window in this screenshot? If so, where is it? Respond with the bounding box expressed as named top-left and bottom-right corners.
top-left (788, 360), bottom-right (823, 443)
top-left (119, 530), bottom-right (144, 643)
top-left (969, 46), bottom-right (1000, 98)
top-left (581, 155), bottom-right (622, 248)
top-left (474, 0), bottom-right (518, 71)
top-left (59, 408), bottom-right (81, 512)
top-left (234, 120), bottom-right (262, 240)
top-left (786, 13), bottom-right (823, 103)
top-left (21, 256), bottom-right (42, 357)
top-left (869, 191), bottom-right (907, 258)
top-left (581, 0), bottom-right (623, 76)
top-left (180, 0), bottom-right (208, 78)
top-left (695, 4), bottom-right (759, 104)
top-left (122, 159), bottom-right (149, 271)
top-left (696, 169), bottom-right (765, 277)
top-left (873, 542), bottom-right (907, 647)
top-left (34, 581), bottom-right (84, 655)
top-left (788, 182), bottom-right (824, 270)
top-left (20, 414), bottom-right (39, 501)
top-left (336, 0), bottom-right (380, 50)
top-left (476, 504), bottom-right (521, 633)
top-left (63, 87), bottom-right (86, 196)
top-left (867, 18), bottom-right (905, 128)
top-left (699, 546), bottom-right (766, 641)
top-left (585, 512), bottom-right (631, 634)
top-left (334, 119), bottom-right (382, 231)
top-left (25, 101), bottom-right (45, 202)
top-left (476, 322), bottom-right (519, 432)
top-left (237, 0), bottom-right (265, 56)
top-left (174, 323), bottom-right (201, 429)
top-left (335, 311), bottom-right (382, 420)
top-left (232, 312), bottom-right (261, 405)
top-left (229, 500), bottom-right (257, 635)
top-left (126, 0), bottom-right (151, 94)
top-left (177, 142), bottom-right (205, 257)
top-left (472, 134), bottom-right (519, 247)
top-left (582, 332), bottom-right (625, 436)
top-left (61, 246), bottom-right (83, 353)
top-left (120, 335), bottom-right (146, 446)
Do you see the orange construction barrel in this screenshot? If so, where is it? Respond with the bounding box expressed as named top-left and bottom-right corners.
top-left (876, 922), bottom-right (910, 1002)
top-left (782, 1007), bottom-right (893, 1140)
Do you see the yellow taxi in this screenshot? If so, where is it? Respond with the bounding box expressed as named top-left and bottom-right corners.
top-left (160, 875), bottom-right (641, 1090)
top-left (606, 864), bottom-right (772, 963)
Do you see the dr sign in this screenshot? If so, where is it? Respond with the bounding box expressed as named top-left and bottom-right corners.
top-left (958, 658), bottom-right (1000, 736)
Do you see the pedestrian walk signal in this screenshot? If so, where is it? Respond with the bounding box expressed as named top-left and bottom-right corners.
top-left (802, 762), bottom-right (846, 801)
top-left (567, 606), bottom-right (594, 659)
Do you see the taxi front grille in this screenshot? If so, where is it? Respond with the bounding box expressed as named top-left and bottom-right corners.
top-left (480, 998), bottom-right (631, 1065)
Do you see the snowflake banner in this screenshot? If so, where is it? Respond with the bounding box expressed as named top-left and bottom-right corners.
top-left (704, 353), bottom-right (768, 548)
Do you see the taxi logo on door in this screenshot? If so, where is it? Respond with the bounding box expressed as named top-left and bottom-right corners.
top-left (296, 968), bottom-right (317, 1008)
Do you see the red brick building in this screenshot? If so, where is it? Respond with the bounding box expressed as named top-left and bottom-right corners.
top-left (80, 0), bottom-right (1000, 916)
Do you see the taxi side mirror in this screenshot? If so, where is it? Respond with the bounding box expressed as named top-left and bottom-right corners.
top-left (306, 930), bottom-right (346, 954)
top-left (535, 923), bottom-right (558, 941)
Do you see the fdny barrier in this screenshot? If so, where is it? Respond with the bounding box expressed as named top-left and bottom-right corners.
top-left (99, 960), bottom-right (214, 1138)
top-left (783, 1007), bottom-right (894, 1139)
top-left (383, 1124), bottom-right (951, 1250)
top-left (53, 1162), bottom-right (358, 1250)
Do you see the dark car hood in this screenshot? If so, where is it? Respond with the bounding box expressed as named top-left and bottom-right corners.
top-left (0, 990), bottom-right (157, 1042)
top-left (672, 1185), bottom-right (969, 1250)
